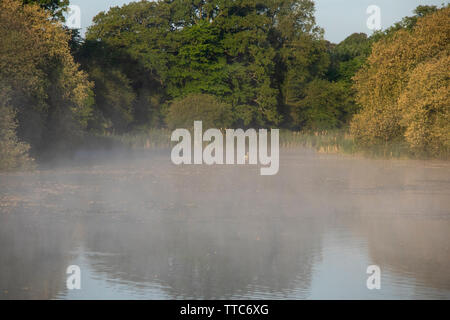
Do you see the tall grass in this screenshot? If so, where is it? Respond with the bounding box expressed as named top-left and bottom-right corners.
top-left (99, 128), bottom-right (441, 160)
top-left (109, 128), bottom-right (173, 149)
top-left (280, 130), bottom-right (426, 159)
top-left (280, 130), bottom-right (356, 154)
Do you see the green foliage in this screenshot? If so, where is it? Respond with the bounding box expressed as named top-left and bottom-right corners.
top-left (292, 79), bottom-right (356, 130)
top-left (81, 0), bottom-right (325, 129)
top-left (284, 32), bottom-right (372, 131)
top-left (166, 94), bottom-right (233, 130)
top-left (327, 33), bottom-right (372, 83)
top-left (87, 67), bottom-right (136, 133)
top-left (167, 20), bottom-right (229, 98)
top-left (78, 1), bottom-right (170, 132)
top-left (2, 0), bottom-right (448, 169)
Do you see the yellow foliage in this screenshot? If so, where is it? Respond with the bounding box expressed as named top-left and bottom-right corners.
top-left (0, 0), bottom-right (93, 129)
top-left (399, 54), bottom-right (450, 156)
top-left (351, 7), bottom-right (449, 157)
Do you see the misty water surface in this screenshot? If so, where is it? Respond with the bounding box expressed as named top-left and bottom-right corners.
top-left (0, 149), bottom-right (449, 299)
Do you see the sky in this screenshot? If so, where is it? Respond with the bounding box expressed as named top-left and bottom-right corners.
top-left (69, 0), bottom-right (447, 43)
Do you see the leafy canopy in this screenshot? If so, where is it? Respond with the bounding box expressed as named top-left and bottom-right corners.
top-left (351, 6), bottom-right (450, 156)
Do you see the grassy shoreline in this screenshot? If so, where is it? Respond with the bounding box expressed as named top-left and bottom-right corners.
top-left (1, 129), bottom-right (447, 173)
top-left (93, 128), bottom-right (448, 161)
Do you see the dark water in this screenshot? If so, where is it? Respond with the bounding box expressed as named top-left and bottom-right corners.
top-left (0, 149), bottom-right (449, 299)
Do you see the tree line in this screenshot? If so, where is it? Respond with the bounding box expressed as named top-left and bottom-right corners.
top-left (0, 0), bottom-right (448, 170)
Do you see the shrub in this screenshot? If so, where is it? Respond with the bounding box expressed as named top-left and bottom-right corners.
top-left (166, 94), bottom-right (232, 130)
top-left (0, 102), bottom-right (34, 171)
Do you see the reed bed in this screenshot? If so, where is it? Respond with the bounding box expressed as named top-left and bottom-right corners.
top-left (101, 128), bottom-right (441, 160)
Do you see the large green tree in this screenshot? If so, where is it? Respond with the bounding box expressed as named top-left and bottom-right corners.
top-left (80, 0), bottom-right (327, 130)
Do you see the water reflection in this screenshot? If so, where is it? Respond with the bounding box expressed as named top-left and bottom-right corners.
top-left (0, 149), bottom-right (449, 299)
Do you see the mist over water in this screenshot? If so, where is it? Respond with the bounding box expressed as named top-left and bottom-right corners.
top-left (0, 149), bottom-right (449, 299)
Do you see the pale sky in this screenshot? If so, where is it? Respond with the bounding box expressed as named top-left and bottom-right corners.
top-left (69, 0), bottom-right (447, 43)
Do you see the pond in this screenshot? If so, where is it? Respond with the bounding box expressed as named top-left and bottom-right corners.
top-left (0, 149), bottom-right (449, 299)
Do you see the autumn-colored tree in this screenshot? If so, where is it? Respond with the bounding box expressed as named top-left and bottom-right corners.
top-left (0, 0), bottom-right (93, 154)
top-left (22, 0), bottom-right (69, 21)
top-left (399, 54), bottom-right (450, 157)
top-left (351, 7), bottom-right (449, 156)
